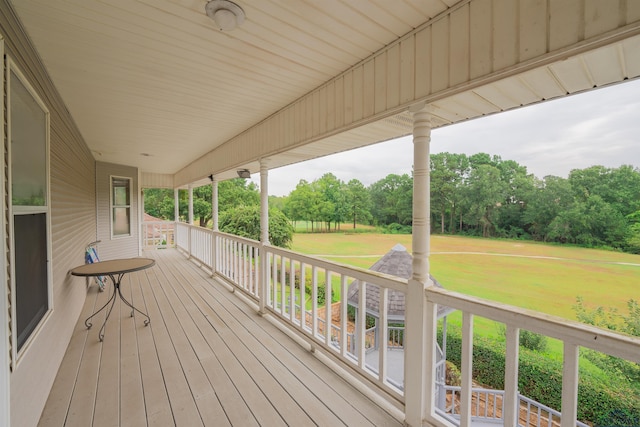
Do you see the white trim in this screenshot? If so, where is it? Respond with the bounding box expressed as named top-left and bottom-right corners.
top-left (138, 170), bottom-right (142, 256)
top-left (109, 175), bottom-right (133, 239)
top-left (0, 36), bottom-right (11, 427)
top-left (6, 57), bottom-right (53, 369)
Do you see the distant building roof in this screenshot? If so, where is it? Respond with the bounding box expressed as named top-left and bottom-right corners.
top-left (346, 244), bottom-right (454, 322)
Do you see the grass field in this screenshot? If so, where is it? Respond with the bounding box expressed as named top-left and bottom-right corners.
top-left (291, 232), bottom-right (640, 321)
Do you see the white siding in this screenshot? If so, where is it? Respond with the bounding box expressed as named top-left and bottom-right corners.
top-left (1, 3), bottom-right (96, 426)
top-left (96, 162), bottom-right (139, 260)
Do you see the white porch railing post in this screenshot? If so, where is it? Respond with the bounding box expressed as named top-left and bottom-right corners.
top-left (259, 159), bottom-right (270, 314)
top-left (211, 176), bottom-right (218, 276)
top-left (460, 313), bottom-right (474, 427)
top-left (561, 343), bottom-right (579, 427)
top-left (405, 103), bottom-right (433, 426)
top-left (504, 325), bottom-right (520, 427)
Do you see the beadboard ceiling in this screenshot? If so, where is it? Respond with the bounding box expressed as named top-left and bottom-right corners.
top-left (11, 0), bottom-right (640, 184)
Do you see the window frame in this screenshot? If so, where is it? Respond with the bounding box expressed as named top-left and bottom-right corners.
top-left (7, 57), bottom-right (53, 366)
top-left (110, 175), bottom-right (132, 239)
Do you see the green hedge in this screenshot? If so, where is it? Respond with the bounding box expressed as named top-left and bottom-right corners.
top-left (441, 326), bottom-right (640, 426)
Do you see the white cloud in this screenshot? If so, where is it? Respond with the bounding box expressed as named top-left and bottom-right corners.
top-left (260, 79), bottom-right (640, 196)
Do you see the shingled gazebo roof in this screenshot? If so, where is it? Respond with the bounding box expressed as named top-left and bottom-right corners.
top-left (346, 244), bottom-right (453, 322)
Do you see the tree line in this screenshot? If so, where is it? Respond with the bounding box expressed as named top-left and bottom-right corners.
top-left (143, 152), bottom-right (640, 253)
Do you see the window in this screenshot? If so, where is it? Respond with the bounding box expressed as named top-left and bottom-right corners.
top-left (8, 60), bottom-right (51, 356)
top-left (111, 176), bottom-right (131, 237)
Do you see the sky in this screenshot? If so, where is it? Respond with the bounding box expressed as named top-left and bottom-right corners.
top-left (253, 79), bottom-right (640, 197)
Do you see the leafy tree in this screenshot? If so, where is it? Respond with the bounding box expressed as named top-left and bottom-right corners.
top-left (463, 164), bottom-right (505, 237)
top-left (143, 188), bottom-right (175, 219)
top-left (430, 153), bottom-right (469, 234)
top-left (219, 205), bottom-right (293, 248)
top-left (345, 179), bottom-right (372, 228)
top-left (369, 174), bottom-right (413, 226)
top-left (626, 211), bottom-right (640, 253)
top-left (523, 176), bottom-right (574, 241)
top-left (316, 173), bottom-right (347, 231)
top-left (219, 178), bottom-right (259, 211)
top-left (548, 195), bottom-right (628, 248)
top-left (494, 159), bottom-right (534, 238)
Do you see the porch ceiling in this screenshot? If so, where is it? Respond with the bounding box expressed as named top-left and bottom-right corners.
top-left (10, 0), bottom-right (640, 184)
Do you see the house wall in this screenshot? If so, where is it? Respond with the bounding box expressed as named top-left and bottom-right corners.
top-left (0, 2), bottom-right (97, 426)
top-left (174, 0), bottom-right (640, 187)
top-left (96, 161), bottom-right (139, 260)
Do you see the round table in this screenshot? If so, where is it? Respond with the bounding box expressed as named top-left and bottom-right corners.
top-left (71, 258), bottom-right (155, 341)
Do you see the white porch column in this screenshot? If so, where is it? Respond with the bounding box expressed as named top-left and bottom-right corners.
top-left (140, 189), bottom-right (145, 254)
top-left (405, 103), bottom-right (435, 426)
top-left (211, 176), bottom-right (218, 276)
top-left (174, 188), bottom-right (179, 222)
top-left (259, 159), bottom-right (270, 314)
top-left (188, 185), bottom-right (194, 225)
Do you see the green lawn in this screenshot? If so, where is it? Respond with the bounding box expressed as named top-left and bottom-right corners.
top-left (291, 233), bottom-right (640, 321)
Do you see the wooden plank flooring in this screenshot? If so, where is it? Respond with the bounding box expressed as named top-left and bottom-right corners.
top-left (38, 249), bottom-right (403, 426)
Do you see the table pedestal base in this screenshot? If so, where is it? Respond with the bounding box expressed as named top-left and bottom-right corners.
top-left (85, 273), bottom-right (150, 341)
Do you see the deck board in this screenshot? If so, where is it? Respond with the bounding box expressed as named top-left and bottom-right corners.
top-left (38, 249), bottom-right (403, 427)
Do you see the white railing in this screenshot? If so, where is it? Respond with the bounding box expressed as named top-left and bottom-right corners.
top-left (176, 222), bottom-right (190, 251)
top-left (425, 287), bottom-right (640, 427)
top-left (216, 233), bottom-right (260, 299)
top-left (141, 221), bottom-right (175, 249)
top-left (174, 224), bottom-right (407, 399)
top-left (264, 244), bottom-right (407, 401)
top-left (172, 223), bottom-right (640, 427)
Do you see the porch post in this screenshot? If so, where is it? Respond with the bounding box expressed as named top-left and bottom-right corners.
top-left (188, 185), bottom-right (194, 225)
top-left (405, 103), bottom-right (435, 426)
top-left (174, 188), bottom-right (179, 222)
top-left (140, 188), bottom-right (145, 253)
top-left (211, 176), bottom-right (218, 276)
top-left (259, 159), bottom-right (270, 314)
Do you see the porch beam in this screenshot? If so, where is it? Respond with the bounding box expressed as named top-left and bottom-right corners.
top-left (404, 103), bottom-right (433, 426)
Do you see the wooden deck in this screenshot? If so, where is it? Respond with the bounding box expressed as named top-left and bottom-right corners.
top-left (38, 249), bottom-right (403, 426)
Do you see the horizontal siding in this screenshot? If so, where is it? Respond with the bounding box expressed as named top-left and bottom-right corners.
top-left (0, 2), bottom-right (97, 427)
top-left (174, 0), bottom-right (640, 186)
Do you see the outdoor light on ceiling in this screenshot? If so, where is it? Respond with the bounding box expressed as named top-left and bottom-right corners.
top-left (237, 169), bottom-right (250, 179)
top-left (205, 0), bottom-right (245, 31)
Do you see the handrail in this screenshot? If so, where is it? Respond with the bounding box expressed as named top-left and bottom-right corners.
top-left (426, 287), bottom-right (640, 362)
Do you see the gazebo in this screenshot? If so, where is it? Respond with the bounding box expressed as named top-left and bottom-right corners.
top-left (346, 244), bottom-right (454, 405)
top-left (347, 244), bottom-right (455, 326)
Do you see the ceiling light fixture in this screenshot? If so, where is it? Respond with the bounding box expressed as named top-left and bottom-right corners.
top-left (205, 0), bottom-right (245, 31)
top-left (237, 169), bottom-right (250, 179)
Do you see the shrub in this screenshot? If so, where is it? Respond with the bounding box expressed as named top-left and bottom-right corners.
top-left (441, 325), bottom-right (640, 424)
top-left (382, 223), bottom-right (412, 234)
top-left (498, 324), bottom-right (548, 352)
